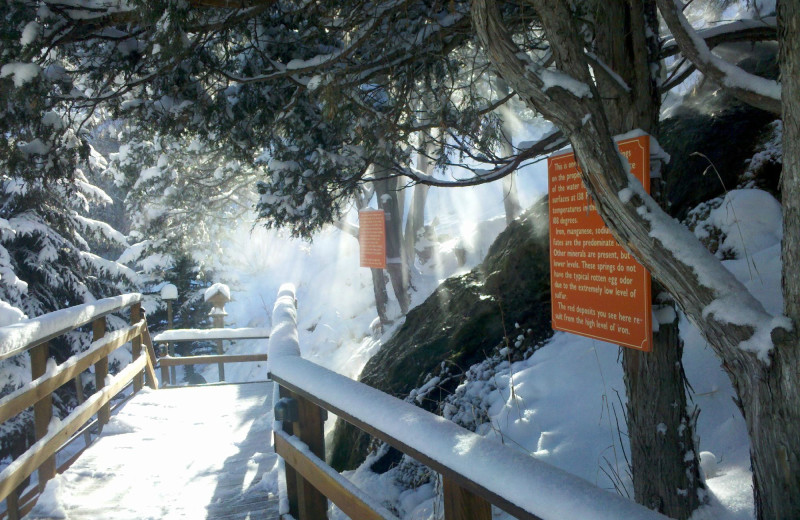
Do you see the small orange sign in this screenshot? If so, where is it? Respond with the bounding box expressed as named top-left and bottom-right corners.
top-left (359, 210), bottom-right (386, 269)
top-left (548, 135), bottom-right (653, 351)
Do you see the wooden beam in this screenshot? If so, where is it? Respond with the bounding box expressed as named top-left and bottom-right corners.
top-left (274, 430), bottom-right (395, 520)
top-left (270, 373), bottom-right (545, 520)
top-left (159, 354), bottom-right (268, 366)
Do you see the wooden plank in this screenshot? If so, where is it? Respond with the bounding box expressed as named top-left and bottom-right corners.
top-left (0, 355), bottom-right (148, 503)
top-left (159, 354), bottom-right (269, 366)
top-left (131, 303), bottom-right (143, 392)
top-left (0, 322), bottom-right (145, 425)
top-left (29, 343), bottom-right (55, 490)
top-left (274, 430), bottom-right (395, 520)
top-left (92, 317), bottom-right (110, 426)
top-left (443, 475), bottom-right (492, 520)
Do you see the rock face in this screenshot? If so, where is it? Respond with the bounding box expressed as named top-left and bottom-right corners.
top-left (660, 43), bottom-right (781, 219)
top-left (329, 199), bottom-right (553, 471)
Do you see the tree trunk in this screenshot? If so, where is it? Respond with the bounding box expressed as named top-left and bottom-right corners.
top-left (371, 267), bottom-right (390, 328)
top-left (746, 2), bottom-right (800, 518)
top-left (623, 313), bottom-right (703, 517)
top-left (374, 170), bottom-right (411, 314)
top-left (496, 80), bottom-right (521, 224)
top-left (405, 135), bottom-right (433, 266)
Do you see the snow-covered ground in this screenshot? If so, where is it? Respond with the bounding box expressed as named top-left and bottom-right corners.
top-left (190, 171), bottom-right (775, 518)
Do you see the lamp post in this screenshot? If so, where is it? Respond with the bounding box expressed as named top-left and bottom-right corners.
top-left (160, 283), bottom-right (178, 384)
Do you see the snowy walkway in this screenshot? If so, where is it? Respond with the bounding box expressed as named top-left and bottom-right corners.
top-left (26, 382), bottom-right (280, 520)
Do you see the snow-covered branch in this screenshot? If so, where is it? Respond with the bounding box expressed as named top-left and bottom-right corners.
top-left (657, 0), bottom-right (780, 114)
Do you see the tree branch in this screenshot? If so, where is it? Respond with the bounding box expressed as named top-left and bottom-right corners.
top-left (657, 0), bottom-right (781, 114)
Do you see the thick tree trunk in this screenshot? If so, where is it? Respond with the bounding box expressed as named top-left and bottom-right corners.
top-left (780, 0), bottom-right (799, 325)
top-left (623, 315), bottom-right (703, 518)
top-left (744, 2), bottom-right (800, 518)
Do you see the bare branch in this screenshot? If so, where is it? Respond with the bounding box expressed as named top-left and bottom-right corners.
top-left (397, 129), bottom-right (565, 187)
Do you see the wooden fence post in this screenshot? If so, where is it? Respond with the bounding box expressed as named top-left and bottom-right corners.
top-left (131, 303), bottom-right (143, 392)
top-left (277, 387), bottom-right (328, 520)
top-left (442, 476), bottom-right (492, 520)
top-left (294, 394), bottom-right (328, 520)
top-left (30, 342), bottom-right (56, 490)
top-left (92, 317), bottom-right (110, 427)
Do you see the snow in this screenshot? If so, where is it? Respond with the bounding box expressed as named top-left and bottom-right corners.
top-left (159, 283), bottom-right (178, 300)
top-left (26, 383), bottom-right (278, 520)
top-left (20, 22), bottom-right (41, 46)
top-left (0, 301), bottom-right (27, 327)
top-left (204, 282), bottom-right (231, 303)
top-left (0, 63), bottom-right (41, 87)
top-left (0, 293), bottom-right (142, 360)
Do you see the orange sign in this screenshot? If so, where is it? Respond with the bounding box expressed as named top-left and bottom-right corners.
top-left (548, 135), bottom-right (652, 351)
top-left (359, 210), bottom-right (386, 269)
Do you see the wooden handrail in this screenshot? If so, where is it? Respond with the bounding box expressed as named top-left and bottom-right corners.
top-left (0, 295), bottom-right (156, 519)
top-left (0, 321), bottom-right (146, 424)
top-left (159, 353), bottom-right (268, 366)
top-left (267, 284), bottom-right (669, 520)
top-left (0, 293), bottom-right (142, 362)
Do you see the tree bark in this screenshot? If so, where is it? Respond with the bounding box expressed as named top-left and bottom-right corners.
top-left (623, 313), bottom-right (703, 517)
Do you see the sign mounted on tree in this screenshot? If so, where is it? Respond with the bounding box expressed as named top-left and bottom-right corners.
top-left (548, 134), bottom-right (653, 351)
top-left (359, 210), bottom-right (387, 269)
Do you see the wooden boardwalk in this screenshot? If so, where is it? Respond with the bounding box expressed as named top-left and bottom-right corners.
top-left (25, 382), bottom-right (280, 520)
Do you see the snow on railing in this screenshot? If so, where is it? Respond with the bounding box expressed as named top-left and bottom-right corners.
top-left (0, 293), bottom-right (142, 361)
top-left (267, 284), bottom-right (668, 520)
top-left (153, 327), bottom-right (270, 342)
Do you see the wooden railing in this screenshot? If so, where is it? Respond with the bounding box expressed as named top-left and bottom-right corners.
top-left (267, 285), bottom-right (669, 520)
top-left (152, 328), bottom-right (270, 385)
top-left (0, 294), bottom-right (158, 519)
